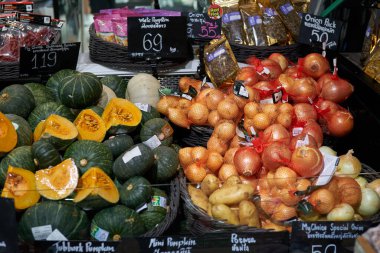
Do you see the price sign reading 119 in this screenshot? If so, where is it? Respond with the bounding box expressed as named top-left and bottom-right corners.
top-left (128, 16), bottom-right (189, 59)
top-left (31, 51), bottom-right (57, 70)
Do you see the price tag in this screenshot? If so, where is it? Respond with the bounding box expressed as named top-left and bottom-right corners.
top-left (32, 225), bottom-right (53, 241)
top-left (134, 103), bottom-right (151, 112)
top-left (122, 146), bottom-right (142, 163)
top-left (291, 221), bottom-right (371, 253)
top-left (292, 127), bottom-right (303, 136)
top-left (91, 225), bottom-right (110, 242)
top-left (128, 16), bottom-right (189, 59)
top-left (143, 135), bottom-right (162, 150)
top-left (314, 154), bottom-right (339, 186)
top-left (187, 12), bottom-right (222, 40)
top-left (46, 229), bottom-right (68, 241)
top-left (0, 198), bottom-right (18, 253)
top-left (19, 43), bottom-right (80, 77)
top-left (233, 81), bottom-right (249, 99)
top-left (298, 14), bottom-right (343, 50)
top-left (295, 134), bottom-right (310, 148)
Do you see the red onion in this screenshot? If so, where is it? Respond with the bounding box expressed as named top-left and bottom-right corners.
top-left (327, 110), bottom-right (354, 137)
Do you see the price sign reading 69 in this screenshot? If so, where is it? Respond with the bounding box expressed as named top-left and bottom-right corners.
top-left (128, 16), bottom-right (189, 59)
top-left (19, 43), bottom-right (80, 77)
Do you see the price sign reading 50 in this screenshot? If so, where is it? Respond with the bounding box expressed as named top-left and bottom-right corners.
top-left (311, 29), bottom-right (329, 44)
top-left (31, 52), bottom-right (57, 70)
top-left (312, 244), bottom-right (337, 253)
top-left (143, 33), bottom-right (163, 52)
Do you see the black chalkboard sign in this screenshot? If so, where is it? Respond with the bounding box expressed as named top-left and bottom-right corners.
top-left (34, 241), bottom-right (120, 253)
top-left (290, 221), bottom-right (371, 253)
top-left (127, 16), bottom-right (189, 59)
top-left (0, 198), bottom-right (18, 253)
top-left (298, 14), bottom-right (343, 50)
top-left (186, 12), bottom-right (222, 40)
top-left (19, 42), bottom-right (80, 77)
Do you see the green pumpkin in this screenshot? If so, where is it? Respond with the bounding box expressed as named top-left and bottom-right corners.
top-left (119, 176), bottom-right (153, 209)
top-left (64, 140), bottom-right (113, 176)
top-left (103, 134), bottom-right (134, 159)
top-left (151, 146), bottom-right (179, 183)
top-left (140, 118), bottom-right (173, 148)
top-left (0, 84), bottom-right (35, 119)
top-left (0, 146), bottom-right (36, 186)
top-left (91, 205), bottom-right (145, 241)
top-left (27, 102), bottom-right (75, 130)
top-left (18, 201), bottom-right (89, 241)
top-left (32, 140), bottom-right (62, 169)
top-left (5, 114), bottom-right (33, 147)
top-left (140, 106), bottom-right (161, 124)
top-left (100, 75), bottom-right (128, 98)
top-left (112, 143), bottom-right (154, 182)
top-left (24, 83), bottom-right (55, 106)
top-left (46, 69), bottom-right (77, 101)
top-left (140, 187), bottom-right (168, 230)
top-left (58, 72), bottom-right (103, 109)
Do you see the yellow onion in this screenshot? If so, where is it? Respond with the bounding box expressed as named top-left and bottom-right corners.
top-left (229, 135), bottom-right (243, 148)
top-left (274, 166), bottom-right (297, 189)
top-left (335, 149), bottom-right (362, 178)
top-left (279, 188), bottom-right (301, 206)
top-left (206, 152), bottom-right (224, 173)
top-left (217, 98), bottom-right (239, 120)
top-left (207, 135), bottom-right (229, 155)
top-left (224, 147), bottom-right (239, 164)
top-left (207, 110), bottom-right (221, 127)
top-left (337, 177), bottom-right (362, 207)
top-left (156, 96), bottom-right (180, 115)
top-left (244, 102), bottom-right (261, 119)
top-left (252, 113), bottom-right (271, 130)
top-left (276, 112), bottom-right (292, 129)
top-left (308, 188), bottom-right (335, 214)
top-left (218, 164), bottom-right (239, 182)
top-left (233, 147), bottom-right (262, 177)
top-left (168, 108), bottom-right (190, 129)
top-left (191, 146), bottom-right (209, 164)
top-left (179, 147), bottom-right (193, 167)
top-left (272, 203), bottom-right (297, 221)
top-left (261, 103), bottom-right (279, 121)
top-left (184, 163), bottom-right (207, 183)
top-left (188, 103), bottom-right (209, 125)
top-left (205, 89), bottom-right (225, 110)
top-left (291, 146), bottom-right (323, 177)
top-left (214, 121), bottom-right (236, 141)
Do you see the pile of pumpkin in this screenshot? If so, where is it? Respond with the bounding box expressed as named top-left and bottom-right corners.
top-left (156, 52), bottom-right (380, 230)
top-left (0, 70), bottom-right (180, 241)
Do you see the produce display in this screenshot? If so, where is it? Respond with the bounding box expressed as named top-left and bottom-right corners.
top-left (156, 51), bottom-right (380, 230)
top-left (0, 72), bottom-right (179, 241)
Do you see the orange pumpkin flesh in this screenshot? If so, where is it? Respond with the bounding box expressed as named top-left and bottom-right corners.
top-left (102, 98), bottom-right (142, 130)
top-left (0, 112), bottom-right (18, 153)
top-left (74, 109), bottom-right (106, 142)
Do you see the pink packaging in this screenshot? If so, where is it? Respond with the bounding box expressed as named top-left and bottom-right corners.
top-left (112, 18), bottom-right (128, 46)
top-left (94, 14), bottom-right (120, 42)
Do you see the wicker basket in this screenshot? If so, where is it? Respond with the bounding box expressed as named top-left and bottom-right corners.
top-left (142, 174), bottom-right (181, 237)
top-left (0, 62), bottom-right (19, 80)
top-left (230, 43), bottom-right (305, 63)
top-left (89, 24), bottom-right (191, 73)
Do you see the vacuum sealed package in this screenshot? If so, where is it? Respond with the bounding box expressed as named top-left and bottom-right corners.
top-left (240, 3), bottom-right (268, 46)
top-left (215, 0), bottom-right (246, 45)
top-left (204, 35), bottom-right (240, 87)
top-left (361, 9), bottom-right (379, 64)
top-left (112, 18), bottom-right (128, 46)
top-left (364, 41), bottom-right (380, 83)
top-left (273, 0), bottom-right (301, 40)
top-left (291, 0), bottom-right (311, 15)
top-left (94, 15), bottom-right (118, 43)
top-left (260, 4), bottom-right (289, 45)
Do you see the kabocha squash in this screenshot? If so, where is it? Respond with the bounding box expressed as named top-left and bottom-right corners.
top-left (102, 98), bottom-right (142, 133)
top-left (0, 146), bottom-right (36, 186)
top-left (140, 187), bottom-right (168, 230)
top-left (46, 69), bottom-right (78, 101)
top-left (28, 102), bottom-right (75, 130)
top-left (119, 176), bottom-right (153, 209)
top-left (0, 112), bottom-right (18, 153)
top-left (91, 205), bottom-right (145, 241)
top-left (74, 109), bottom-right (106, 142)
top-left (58, 72), bottom-right (103, 109)
top-left (64, 140), bottom-right (113, 176)
top-left (35, 158), bottom-right (79, 200)
top-left (24, 83), bottom-right (55, 106)
top-left (102, 134), bottom-right (134, 159)
top-left (32, 140), bottom-right (62, 169)
top-left (127, 73), bottom-right (160, 107)
top-left (97, 85), bottom-right (117, 109)
top-left (73, 167), bottom-right (119, 210)
top-left (18, 201), bottom-right (89, 241)
top-left (100, 75), bottom-right (128, 98)
top-left (141, 106), bottom-right (161, 124)
top-left (112, 143), bottom-right (154, 182)
top-left (0, 84), bottom-right (35, 119)
top-left (151, 146), bottom-right (179, 183)
top-left (35, 114), bottom-right (78, 150)
top-left (5, 114), bottom-right (33, 147)
top-left (1, 166), bottom-right (40, 210)
top-left (140, 118), bottom-right (174, 148)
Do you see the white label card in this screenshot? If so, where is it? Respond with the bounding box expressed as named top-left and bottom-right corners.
top-left (31, 225), bottom-right (53, 240)
top-left (235, 126), bottom-right (246, 138)
top-left (143, 135), bottom-right (162, 150)
top-left (92, 226), bottom-right (109, 242)
top-left (295, 134), bottom-right (310, 148)
top-left (122, 146), bottom-right (142, 163)
top-left (239, 86), bottom-right (249, 98)
top-left (260, 98), bottom-right (274, 104)
top-left (46, 229), bottom-right (68, 241)
top-left (134, 103), bottom-right (151, 112)
top-left (315, 154), bottom-right (339, 186)
top-left (292, 127), bottom-right (303, 136)
top-left (181, 93), bottom-right (193, 101)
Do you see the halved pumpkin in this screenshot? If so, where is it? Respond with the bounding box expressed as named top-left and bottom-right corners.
top-left (73, 167), bottom-right (119, 210)
top-left (35, 114), bottom-right (78, 150)
top-left (74, 109), bottom-right (106, 142)
top-left (35, 158), bottom-right (79, 200)
top-left (102, 98), bottom-right (142, 130)
top-left (1, 165), bottom-right (40, 210)
top-left (0, 112), bottom-right (18, 153)
top-left (33, 120), bottom-right (45, 142)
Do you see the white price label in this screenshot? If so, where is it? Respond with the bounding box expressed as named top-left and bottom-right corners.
top-left (260, 98), bottom-right (274, 104)
top-left (122, 146), bottom-right (142, 163)
top-left (239, 86), bottom-right (249, 98)
top-left (31, 225), bottom-right (52, 240)
top-left (91, 226), bottom-right (109, 242)
top-left (315, 154), bottom-right (339, 186)
top-left (134, 103), bottom-right (150, 112)
top-left (11, 122), bottom-right (19, 130)
top-left (143, 135), bottom-right (162, 150)
top-left (46, 229), bottom-right (68, 241)
top-left (181, 93), bottom-right (193, 101)
top-left (292, 127), bottom-right (303, 136)
top-left (249, 126), bottom-right (256, 136)
top-left (151, 196), bottom-right (167, 208)
top-left (235, 126), bottom-right (246, 138)
top-left (295, 134), bottom-right (310, 148)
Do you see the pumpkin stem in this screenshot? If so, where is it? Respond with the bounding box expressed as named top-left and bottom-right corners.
top-left (127, 184), bottom-right (133, 190)
top-left (1, 93), bottom-right (8, 99)
top-left (113, 234), bottom-right (121, 241)
top-left (33, 159), bottom-right (39, 167)
top-left (80, 159), bottom-right (88, 167)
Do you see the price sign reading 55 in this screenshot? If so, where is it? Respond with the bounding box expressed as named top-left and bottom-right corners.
top-left (31, 52), bottom-right (57, 70)
top-left (143, 33), bottom-right (163, 52)
top-left (312, 244), bottom-right (337, 253)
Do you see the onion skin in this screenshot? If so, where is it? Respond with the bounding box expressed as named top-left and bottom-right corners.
top-left (291, 146), bottom-right (324, 177)
top-left (236, 67), bottom-right (259, 86)
top-left (357, 188), bottom-right (380, 217)
top-left (327, 110), bottom-right (354, 137)
top-left (272, 203), bottom-right (297, 221)
top-left (308, 188), bottom-right (335, 214)
top-left (218, 164), bottom-right (239, 182)
top-left (303, 53), bottom-right (330, 79)
top-left (206, 89), bottom-right (225, 110)
top-left (302, 120), bottom-right (324, 147)
top-left (262, 142), bottom-right (292, 171)
top-left (262, 124), bottom-right (291, 145)
top-left (293, 103), bottom-right (318, 123)
top-left (268, 53), bottom-right (289, 71)
top-left (207, 136), bottom-right (229, 156)
top-left (327, 203), bottom-right (355, 221)
top-left (317, 73), bottom-right (354, 103)
top-left (233, 147), bottom-right (262, 177)
top-left (367, 179), bottom-right (380, 197)
top-left (337, 177), bottom-right (362, 208)
top-left (258, 59), bottom-right (283, 81)
top-left (274, 166), bottom-right (298, 189)
top-left (188, 103), bottom-right (209, 125)
top-left (290, 77), bottom-right (318, 103)
top-left (335, 149), bottom-right (362, 178)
